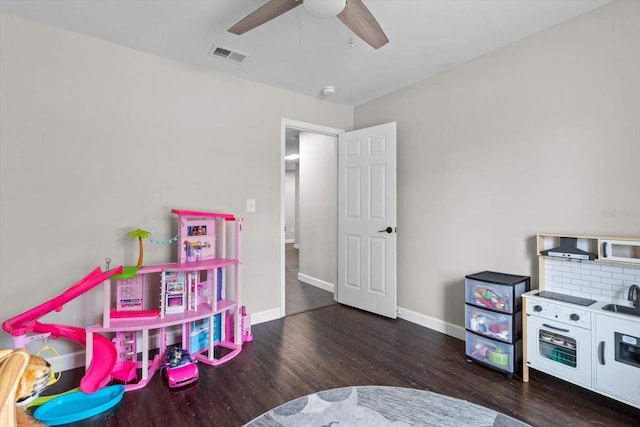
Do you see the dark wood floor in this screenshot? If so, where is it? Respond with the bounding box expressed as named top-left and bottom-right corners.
top-left (39, 304), bottom-right (639, 427)
top-left (285, 243), bottom-right (335, 315)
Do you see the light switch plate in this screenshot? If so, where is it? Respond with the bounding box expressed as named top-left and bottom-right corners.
top-left (247, 198), bottom-right (256, 213)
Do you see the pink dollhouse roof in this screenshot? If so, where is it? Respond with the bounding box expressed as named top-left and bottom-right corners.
top-left (171, 209), bottom-right (235, 220)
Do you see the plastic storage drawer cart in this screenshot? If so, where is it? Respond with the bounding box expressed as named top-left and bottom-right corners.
top-left (465, 270), bottom-right (530, 379)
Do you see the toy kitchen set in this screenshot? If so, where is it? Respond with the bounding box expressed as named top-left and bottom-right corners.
top-left (522, 234), bottom-right (640, 410)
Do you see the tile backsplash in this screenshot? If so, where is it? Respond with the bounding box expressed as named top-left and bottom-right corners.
top-left (544, 257), bottom-right (640, 304)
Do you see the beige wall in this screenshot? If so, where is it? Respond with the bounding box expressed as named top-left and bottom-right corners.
top-left (0, 15), bottom-right (352, 352)
top-left (298, 132), bottom-right (338, 288)
top-left (354, 0), bottom-right (640, 332)
top-left (2, 1), bottom-right (639, 359)
top-left (285, 169), bottom-right (297, 242)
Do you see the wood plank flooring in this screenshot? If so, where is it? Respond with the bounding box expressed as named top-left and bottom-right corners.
top-left (41, 304), bottom-right (639, 427)
top-left (285, 243), bottom-right (335, 315)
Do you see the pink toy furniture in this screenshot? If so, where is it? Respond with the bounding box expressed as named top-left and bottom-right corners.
top-left (86, 209), bottom-right (245, 391)
top-left (2, 209), bottom-right (247, 395)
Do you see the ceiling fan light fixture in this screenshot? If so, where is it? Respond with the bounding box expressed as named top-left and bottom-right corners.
top-left (303, 0), bottom-right (346, 18)
top-left (228, 0), bottom-right (388, 50)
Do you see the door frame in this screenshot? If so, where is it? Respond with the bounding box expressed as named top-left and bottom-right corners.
top-left (280, 118), bottom-right (344, 318)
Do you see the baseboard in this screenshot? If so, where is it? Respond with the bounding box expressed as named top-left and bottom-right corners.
top-left (52, 350), bottom-right (87, 373)
top-left (250, 307), bottom-right (281, 325)
top-left (297, 273), bottom-right (335, 293)
top-left (397, 306), bottom-right (465, 341)
top-left (247, 305), bottom-right (462, 343)
top-left (285, 239), bottom-right (296, 244)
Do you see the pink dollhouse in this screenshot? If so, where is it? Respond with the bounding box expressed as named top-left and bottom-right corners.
top-left (2, 209), bottom-right (250, 394)
top-left (86, 209), bottom-right (250, 391)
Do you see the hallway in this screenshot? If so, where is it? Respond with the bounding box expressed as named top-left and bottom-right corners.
top-left (285, 243), bottom-right (335, 315)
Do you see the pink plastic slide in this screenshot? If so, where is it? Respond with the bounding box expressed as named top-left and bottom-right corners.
top-left (2, 266), bottom-right (122, 393)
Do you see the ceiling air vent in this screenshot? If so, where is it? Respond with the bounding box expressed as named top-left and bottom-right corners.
top-left (209, 45), bottom-right (248, 64)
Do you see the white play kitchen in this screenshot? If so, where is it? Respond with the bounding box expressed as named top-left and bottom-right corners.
top-left (523, 234), bottom-right (640, 410)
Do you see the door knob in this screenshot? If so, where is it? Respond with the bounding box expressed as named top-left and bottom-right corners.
top-left (378, 227), bottom-right (393, 233)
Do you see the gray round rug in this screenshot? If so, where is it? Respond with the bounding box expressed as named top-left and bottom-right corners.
top-left (245, 386), bottom-right (530, 427)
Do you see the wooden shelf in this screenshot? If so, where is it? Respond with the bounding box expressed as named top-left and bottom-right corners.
top-left (537, 233), bottom-right (640, 265)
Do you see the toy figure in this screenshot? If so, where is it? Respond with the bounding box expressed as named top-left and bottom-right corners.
top-left (166, 347), bottom-right (189, 368)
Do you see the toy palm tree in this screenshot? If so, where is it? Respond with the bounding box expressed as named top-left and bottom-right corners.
top-left (126, 229), bottom-right (151, 268)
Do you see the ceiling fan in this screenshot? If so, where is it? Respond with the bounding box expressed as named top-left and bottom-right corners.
top-left (228, 0), bottom-right (389, 49)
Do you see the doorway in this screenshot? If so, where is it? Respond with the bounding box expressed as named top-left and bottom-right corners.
top-left (281, 119), bottom-right (343, 317)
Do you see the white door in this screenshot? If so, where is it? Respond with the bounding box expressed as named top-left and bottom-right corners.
top-left (337, 122), bottom-right (397, 318)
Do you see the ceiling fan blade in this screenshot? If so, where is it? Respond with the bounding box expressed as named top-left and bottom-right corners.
top-left (228, 0), bottom-right (301, 35)
top-left (337, 0), bottom-right (388, 49)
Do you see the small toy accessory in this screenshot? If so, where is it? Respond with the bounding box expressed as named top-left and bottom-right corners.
top-left (34, 385), bottom-right (125, 425)
top-left (149, 233), bottom-right (179, 245)
top-left (126, 229), bottom-right (152, 268)
top-left (163, 347), bottom-right (199, 388)
top-left (36, 338), bottom-right (61, 386)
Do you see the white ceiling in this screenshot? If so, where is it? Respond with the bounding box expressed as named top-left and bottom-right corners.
top-left (0, 0), bottom-right (610, 107)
